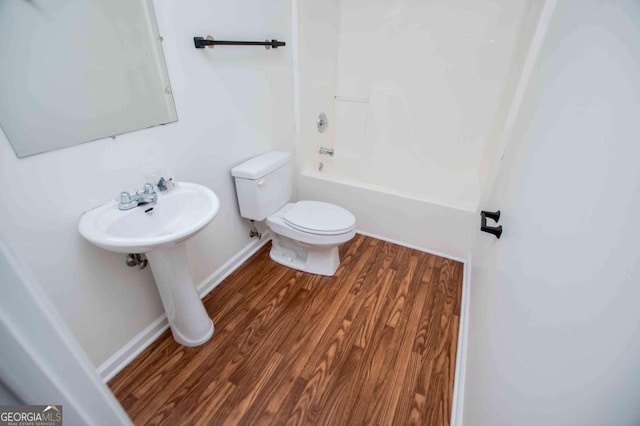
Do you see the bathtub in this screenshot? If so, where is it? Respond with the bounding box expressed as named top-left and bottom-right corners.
top-left (298, 162), bottom-right (477, 260)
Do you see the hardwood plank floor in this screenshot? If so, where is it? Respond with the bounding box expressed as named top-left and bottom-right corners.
top-left (109, 235), bottom-right (464, 425)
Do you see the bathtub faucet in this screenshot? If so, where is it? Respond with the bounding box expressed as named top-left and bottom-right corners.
top-left (319, 147), bottom-right (334, 157)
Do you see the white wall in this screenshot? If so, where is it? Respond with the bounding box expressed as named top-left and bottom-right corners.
top-left (0, 381), bottom-right (20, 405)
top-left (0, 0), bottom-right (294, 368)
top-left (463, 1), bottom-right (640, 424)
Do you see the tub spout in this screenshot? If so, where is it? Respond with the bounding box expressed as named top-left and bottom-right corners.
top-left (319, 147), bottom-right (334, 157)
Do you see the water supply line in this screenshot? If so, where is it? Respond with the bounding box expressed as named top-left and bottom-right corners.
top-left (126, 253), bottom-right (148, 269)
top-left (249, 220), bottom-right (262, 239)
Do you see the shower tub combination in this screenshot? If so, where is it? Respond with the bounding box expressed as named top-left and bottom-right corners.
top-left (297, 75), bottom-right (485, 260)
top-left (300, 90), bottom-right (480, 259)
top-left (294, 0), bottom-right (546, 259)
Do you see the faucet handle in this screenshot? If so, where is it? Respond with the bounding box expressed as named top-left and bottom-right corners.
top-left (118, 191), bottom-right (138, 210)
top-left (143, 183), bottom-right (155, 195)
top-left (120, 191), bottom-right (132, 204)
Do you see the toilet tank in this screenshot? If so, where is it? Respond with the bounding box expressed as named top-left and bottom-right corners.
top-left (231, 151), bottom-right (292, 221)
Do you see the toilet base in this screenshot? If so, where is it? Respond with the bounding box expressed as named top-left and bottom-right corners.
top-left (269, 233), bottom-right (340, 276)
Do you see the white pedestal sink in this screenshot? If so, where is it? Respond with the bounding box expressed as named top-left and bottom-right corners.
top-left (78, 182), bottom-right (220, 347)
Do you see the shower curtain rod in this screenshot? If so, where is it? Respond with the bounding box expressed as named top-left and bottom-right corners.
top-left (194, 36), bottom-right (286, 50)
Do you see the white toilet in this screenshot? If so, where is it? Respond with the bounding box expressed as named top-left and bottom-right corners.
top-left (231, 151), bottom-right (356, 276)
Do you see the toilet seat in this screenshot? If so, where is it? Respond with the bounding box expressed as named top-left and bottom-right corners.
top-left (284, 201), bottom-right (356, 235)
top-left (266, 203), bottom-right (356, 247)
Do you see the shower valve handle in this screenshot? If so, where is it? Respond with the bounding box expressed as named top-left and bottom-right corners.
top-left (317, 113), bottom-right (329, 133)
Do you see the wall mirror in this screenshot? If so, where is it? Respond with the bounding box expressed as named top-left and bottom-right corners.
top-left (0, 0), bottom-right (177, 158)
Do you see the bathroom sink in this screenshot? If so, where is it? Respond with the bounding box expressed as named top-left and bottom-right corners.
top-left (79, 182), bottom-right (219, 254)
top-left (78, 182), bottom-right (220, 347)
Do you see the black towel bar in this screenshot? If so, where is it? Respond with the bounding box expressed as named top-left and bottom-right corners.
top-left (194, 36), bottom-right (285, 50)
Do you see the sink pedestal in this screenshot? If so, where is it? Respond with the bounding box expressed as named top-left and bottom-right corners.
top-left (146, 243), bottom-right (214, 346)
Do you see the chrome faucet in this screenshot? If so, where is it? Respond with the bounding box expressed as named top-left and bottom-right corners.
top-left (118, 183), bottom-right (158, 210)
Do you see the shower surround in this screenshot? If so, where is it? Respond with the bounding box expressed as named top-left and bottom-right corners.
top-left (294, 0), bottom-right (545, 257)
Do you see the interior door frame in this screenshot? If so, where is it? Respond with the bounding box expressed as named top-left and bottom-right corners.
top-left (0, 236), bottom-right (131, 425)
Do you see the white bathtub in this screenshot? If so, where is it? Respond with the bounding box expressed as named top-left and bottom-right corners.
top-left (298, 166), bottom-right (477, 260)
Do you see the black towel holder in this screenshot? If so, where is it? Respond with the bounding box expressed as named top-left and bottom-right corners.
top-left (194, 36), bottom-right (286, 50)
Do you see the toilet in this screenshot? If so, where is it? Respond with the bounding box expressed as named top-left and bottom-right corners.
top-left (231, 151), bottom-right (356, 276)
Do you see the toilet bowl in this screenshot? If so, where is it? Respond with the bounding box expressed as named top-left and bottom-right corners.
top-left (267, 201), bottom-right (355, 275)
top-left (231, 151), bottom-right (356, 276)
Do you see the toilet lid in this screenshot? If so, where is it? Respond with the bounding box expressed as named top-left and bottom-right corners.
top-left (284, 201), bottom-right (355, 235)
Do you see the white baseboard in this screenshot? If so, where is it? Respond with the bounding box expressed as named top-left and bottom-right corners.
top-left (97, 315), bottom-right (170, 383)
top-left (97, 234), bottom-right (271, 382)
top-left (450, 254), bottom-right (471, 426)
top-left (355, 229), bottom-right (466, 264)
top-left (197, 231), bottom-right (271, 298)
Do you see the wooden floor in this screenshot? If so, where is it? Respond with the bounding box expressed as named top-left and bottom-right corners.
top-left (109, 235), bottom-right (464, 425)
